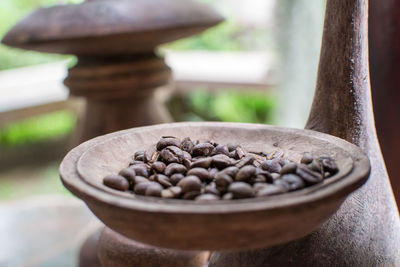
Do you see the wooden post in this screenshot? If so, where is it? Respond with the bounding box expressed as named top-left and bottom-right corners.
top-left (209, 0), bottom-right (400, 265)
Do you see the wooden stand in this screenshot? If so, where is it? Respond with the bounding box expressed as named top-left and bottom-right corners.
top-left (2, 0), bottom-right (223, 142)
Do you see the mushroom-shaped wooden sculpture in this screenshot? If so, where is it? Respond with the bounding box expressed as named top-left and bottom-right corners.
top-left (2, 0), bottom-right (223, 142)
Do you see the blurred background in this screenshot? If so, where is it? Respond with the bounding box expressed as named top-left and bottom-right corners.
top-left (0, 0), bottom-right (325, 202)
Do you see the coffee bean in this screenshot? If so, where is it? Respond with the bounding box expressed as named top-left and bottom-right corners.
top-left (169, 186), bottom-right (183, 197)
top-left (103, 175), bottom-right (130, 191)
top-left (273, 179), bottom-right (290, 192)
top-left (320, 156), bottom-right (339, 174)
top-left (256, 184), bottom-right (286, 197)
top-left (229, 150), bottom-right (237, 159)
top-left (222, 192), bottom-right (233, 200)
top-left (191, 157), bottom-right (213, 169)
top-left (164, 163), bottom-right (187, 176)
top-left (228, 182), bottom-right (255, 199)
top-left (134, 181), bottom-right (152, 195)
top-left (215, 173), bottom-right (233, 192)
top-left (195, 194), bottom-right (220, 202)
top-left (152, 161), bottom-right (166, 173)
top-left (155, 174), bottom-right (172, 188)
top-left (261, 159), bottom-right (282, 173)
top-left (212, 154), bottom-right (233, 169)
top-left (301, 153), bottom-right (313, 164)
top-left (130, 165), bottom-right (149, 178)
top-left (204, 182), bottom-right (220, 196)
top-left (235, 165), bottom-right (256, 183)
top-left (170, 173), bottom-right (185, 185)
top-left (192, 143), bottom-right (214, 157)
top-left (118, 168), bottom-right (136, 183)
top-left (212, 144), bottom-right (230, 156)
top-left (161, 189), bottom-right (175, 199)
top-left (278, 158), bottom-right (290, 167)
top-left (187, 168), bottom-right (211, 181)
top-left (280, 162), bottom-right (297, 175)
top-left (134, 176), bottom-right (149, 185)
top-left (160, 146), bottom-right (184, 164)
top-left (309, 159), bottom-right (323, 173)
top-left (156, 137), bottom-right (181, 151)
top-left (145, 182), bottom-right (163, 197)
top-left (183, 191), bottom-right (201, 200)
top-left (282, 174), bottom-right (306, 191)
top-left (253, 175), bottom-right (267, 183)
top-left (235, 147), bottom-right (246, 159)
top-left (227, 143), bottom-right (238, 152)
top-left (134, 151), bottom-right (145, 161)
top-left (129, 160), bottom-right (145, 166)
top-left (144, 147), bottom-right (157, 163)
top-left (253, 182), bottom-right (269, 192)
top-left (180, 137), bottom-right (194, 153)
top-left (177, 176), bottom-right (202, 193)
top-left (236, 154), bottom-right (255, 168)
top-left (209, 168), bottom-right (219, 179)
top-left (255, 168), bottom-right (273, 183)
top-left (296, 164), bottom-right (323, 184)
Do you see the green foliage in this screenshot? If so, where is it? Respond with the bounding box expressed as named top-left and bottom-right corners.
top-left (0, 110), bottom-right (76, 147)
top-left (182, 89), bottom-right (277, 124)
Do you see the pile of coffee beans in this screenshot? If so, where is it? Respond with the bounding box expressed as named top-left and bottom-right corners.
top-left (103, 136), bottom-right (339, 202)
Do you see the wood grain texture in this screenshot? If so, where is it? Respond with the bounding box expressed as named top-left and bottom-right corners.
top-left (60, 122), bottom-right (369, 251)
top-left (209, 0), bottom-right (400, 265)
top-left (369, 0), bottom-right (400, 207)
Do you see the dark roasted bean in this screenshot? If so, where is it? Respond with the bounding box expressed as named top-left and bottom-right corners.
top-left (320, 156), bottom-right (339, 174)
top-left (222, 192), bottom-right (233, 200)
top-left (229, 150), bottom-right (237, 159)
top-left (177, 176), bottom-right (202, 193)
top-left (152, 161), bottom-right (166, 173)
top-left (130, 165), bottom-right (149, 177)
top-left (134, 181), bottom-right (152, 195)
top-left (144, 147), bottom-right (156, 163)
top-left (169, 186), bottom-right (182, 197)
top-left (215, 173), bottom-right (233, 192)
top-left (301, 153), bottom-right (313, 164)
top-left (119, 168), bottom-right (136, 183)
top-left (261, 159), bottom-right (282, 173)
top-left (161, 189), bottom-right (175, 199)
top-left (191, 157), bottom-right (213, 169)
top-left (160, 146), bottom-right (184, 163)
top-left (212, 144), bottom-right (230, 156)
top-left (219, 166), bottom-right (240, 178)
top-left (273, 179), bottom-right (290, 191)
top-left (164, 163), bottom-right (187, 176)
top-left (227, 143), bottom-right (238, 152)
top-left (187, 168), bottom-right (211, 181)
top-left (254, 175), bottom-right (267, 183)
top-left (195, 194), bottom-right (220, 202)
top-left (170, 173), bottom-right (185, 185)
top-left (256, 184), bottom-right (286, 197)
top-left (156, 174), bottom-right (172, 188)
top-left (103, 175), bottom-right (129, 191)
top-left (204, 182), bottom-right (220, 195)
top-left (235, 165), bottom-right (256, 183)
top-left (296, 164), bottom-right (323, 184)
top-left (134, 176), bottom-right (149, 185)
top-left (255, 168), bottom-right (273, 183)
top-left (253, 182), bottom-right (269, 192)
top-left (192, 143), bottom-right (214, 157)
top-left (129, 160), bottom-right (146, 166)
top-left (212, 154), bottom-right (233, 169)
top-left (280, 162), bottom-right (298, 175)
top-left (134, 151), bottom-right (145, 161)
top-left (309, 159), bottom-right (323, 173)
top-left (228, 182), bottom-right (254, 199)
top-left (145, 182), bottom-right (163, 197)
top-left (156, 138), bottom-right (181, 151)
top-left (183, 191), bottom-right (201, 200)
top-left (235, 154), bottom-right (255, 168)
top-left (180, 137), bottom-right (194, 153)
top-left (209, 168), bottom-right (219, 179)
top-left (282, 174), bottom-right (306, 191)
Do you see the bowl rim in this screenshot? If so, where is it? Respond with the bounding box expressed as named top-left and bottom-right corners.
top-left (59, 121), bottom-right (371, 214)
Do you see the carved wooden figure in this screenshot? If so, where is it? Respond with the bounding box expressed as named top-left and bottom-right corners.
top-left (210, 0), bottom-right (400, 265)
top-left (1, 0), bottom-right (223, 142)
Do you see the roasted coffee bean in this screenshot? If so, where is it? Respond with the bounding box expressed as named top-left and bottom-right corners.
top-left (229, 150), bottom-right (237, 159)
top-left (130, 165), bottom-right (149, 178)
top-left (134, 151), bottom-right (145, 161)
top-left (160, 146), bottom-right (184, 163)
top-left (156, 137), bottom-right (181, 151)
top-left (227, 143), bottom-right (238, 152)
top-left (280, 162), bottom-right (298, 175)
top-left (212, 154), bottom-right (233, 169)
top-left (320, 157), bottom-right (339, 174)
top-left (255, 169), bottom-right (273, 183)
top-left (187, 168), bottom-right (211, 181)
top-left (209, 168), bottom-right (219, 179)
top-left (261, 159), bottom-right (282, 173)
top-left (235, 147), bottom-right (246, 159)
top-left (177, 176), bottom-right (202, 193)
top-left (169, 186), bottom-right (182, 197)
top-left (170, 173), bottom-right (185, 185)
top-left (192, 143), bottom-right (214, 157)
top-left (222, 192), bottom-right (233, 200)
top-left (191, 157), bottom-right (213, 169)
top-left (253, 182), bottom-right (269, 192)
top-left (212, 144), bottom-right (230, 156)
top-left (144, 147), bottom-right (157, 163)
top-left (282, 174), bottom-right (306, 191)
top-left (155, 174), bottom-right (172, 188)
top-left (215, 173), bottom-right (233, 192)
top-left (235, 165), bottom-right (256, 183)
top-left (256, 184), bottom-right (287, 197)
top-left (296, 164), bottom-right (323, 184)
top-left (195, 194), bottom-right (220, 202)
top-left (219, 166), bottom-right (239, 178)
top-left (134, 181), bottom-right (152, 195)
top-left (164, 163), bottom-right (187, 176)
top-left (103, 175), bottom-right (129, 191)
top-left (301, 153), bottom-right (313, 164)
top-left (236, 154), bottom-right (255, 168)
top-left (278, 158), bottom-right (290, 167)
top-left (228, 182), bottom-right (255, 199)
top-left (134, 176), bottom-right (149, 185)
top-left (145, 182), bottom-right (163, 197)
top-left (273, 179), bottom-right (290, 191)
top-left (180, 137), bottom-right (194, 153)
top-left (129, 160), bottom-right (145, 166)
top-left (161, 189), bottom-right (175, 199)
top-left (253, 175), bottom-right (267, 183)
top-left (204, 182), bottom-right (220, 195)
top-left (119, 168), bottom-right (136, 183)
top-left (309, 159), bottom-right (323, 173)
top-left (183, 191), bottom-right (201, 200)
top-left (152, 161), bottom-right (166, 173)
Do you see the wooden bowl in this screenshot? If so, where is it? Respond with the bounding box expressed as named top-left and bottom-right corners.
top-left (59, 122), bottom-right (370, 251)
